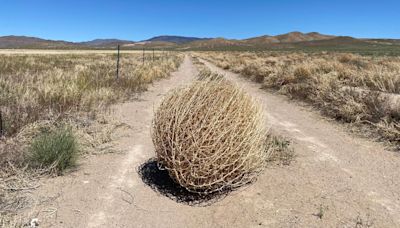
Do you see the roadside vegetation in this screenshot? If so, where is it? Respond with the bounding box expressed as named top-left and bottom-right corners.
top-left (196, 52), bottom-right (400, 149)
top-left (0, 52), bottom-right (183, 226)
top-left (28, 127), bottom-right (78, 175)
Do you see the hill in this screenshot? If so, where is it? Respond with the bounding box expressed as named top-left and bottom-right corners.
top-left (180, 38), bottom-right (246, 50)
top-left (183, 32), bottom-right (338, 50)
top-left (144, 35), bottom-right (209, 44)
top-left (79, 39), bottom-right (136, 47)
top-left (1, 32), bottom-right (400, 53)
top-left (0, 35), bottom-right (79, 49)
top-left (183, 33), bottom-right (400, 54)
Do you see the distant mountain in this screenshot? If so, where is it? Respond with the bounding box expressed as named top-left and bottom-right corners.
top-left (181, 32), bottom-right (400, 51)
top-left (293, 36), bottom-right (367, 47)
top-left (0, 35), bottom-right (79, 49)
top-left (244, 31), bottom-right (333, 45)
top-left (1, 32), bottom-right (399, 51)
top-left (144, 35), bottom-right (209, 44)
top-left (274, 32), bottom-right (334, 43)
top-left (181, 38), bottom-right (246, 49)
top-left (129, 41), bottom-right (178, 49)
top-left (80, 39), bottom-right (135, 47)
top-left (182, 32), bottom-right (338, 50)
top-left (0, 36), bottom-right (137, 49)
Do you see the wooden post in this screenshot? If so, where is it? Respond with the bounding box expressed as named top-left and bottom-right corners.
top-left (142, 48), bottom-right (145, 64)
top-left (152, 49), bottom-right (155, 62)
top-left (0, 110), bottom-right (3, 137)
top-left (116, 45), bottom-right (120, 79)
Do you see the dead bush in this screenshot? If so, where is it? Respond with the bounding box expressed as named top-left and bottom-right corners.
top-left (294, 66), bottom-right (312, 80)
top-left (152, 79), bottom-right (268, 193)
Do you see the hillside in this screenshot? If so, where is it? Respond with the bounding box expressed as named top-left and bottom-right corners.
top-left (241, 32), bottom-right (332, 46)
top-left (183, 32), bottom-right (339, 50)
top-left (80, 39), bottom-right (136, 47)
top-left (1, 32), bottom-right (400, 53)
top-left (127, 41), bottom-right (178, 49)
top-left (144, 35), bottom-right (209, 44)
top-left (0, 35), bottom-right (79, 49)
top-left (274, 32), bottom-right (334, 43)
top-left (183, 33), bottom-right (400, 53)
top-left (181, 38), bottom-right (247, 50)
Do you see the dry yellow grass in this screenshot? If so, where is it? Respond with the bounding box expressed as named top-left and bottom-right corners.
top-left (152, 79), bottom-right (268, 193)
top-left (0, 52), bottom-right (183, 225)
top-left (0, 53), bottom-right (182, 136)
top-left (196, 51), bottom-right (400, 149)
top-left (0, 52), bottom-right (183, 168)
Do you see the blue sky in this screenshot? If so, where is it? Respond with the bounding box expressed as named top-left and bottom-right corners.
top-left (1, 0), bottom-right (399, 42)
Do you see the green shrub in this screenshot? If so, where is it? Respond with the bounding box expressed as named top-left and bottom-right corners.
top-left (28, 127), bottom-right (78, 174)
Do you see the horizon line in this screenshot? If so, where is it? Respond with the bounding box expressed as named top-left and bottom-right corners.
top-left (0, 31), bottom-right (399, 43)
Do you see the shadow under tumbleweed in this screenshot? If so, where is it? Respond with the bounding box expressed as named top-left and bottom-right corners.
top-left (138, 158), bottom-right (230, 206)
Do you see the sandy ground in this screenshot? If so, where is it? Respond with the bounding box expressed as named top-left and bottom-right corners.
top-left (30, 55), bottom-right (400, 227)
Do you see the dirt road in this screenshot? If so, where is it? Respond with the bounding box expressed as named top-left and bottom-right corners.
top-left (32, 55), bottom-right (400, 227)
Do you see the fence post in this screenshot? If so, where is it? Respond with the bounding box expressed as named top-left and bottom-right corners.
top-left (116, 45), bottom-right (120, 79)
top-left (152, 49), bottom-right (155, 62)
top-left (142, 48), bottom-right (145, 64)
top-left (0, 110), bottom-right (3, 137)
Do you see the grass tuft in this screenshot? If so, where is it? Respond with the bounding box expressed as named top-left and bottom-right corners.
top-left (28, 127), bottom-right (78, 174)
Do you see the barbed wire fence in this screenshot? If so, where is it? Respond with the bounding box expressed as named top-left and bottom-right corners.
top-left (116, 45), bottom-right (173, 77)
top-left (0, 46), bottom-right (173, 138)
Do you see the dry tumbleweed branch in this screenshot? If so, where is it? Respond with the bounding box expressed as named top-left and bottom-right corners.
top-left (152, 79), bottom-right (269, 194)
